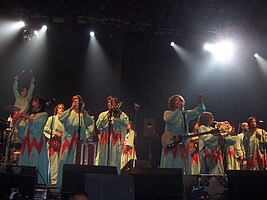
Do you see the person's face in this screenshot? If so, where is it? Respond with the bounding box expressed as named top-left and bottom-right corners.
top-left (20, 89), bottom-right (28, 97)
top-left (72, 98), bottom-right (79, 111)
top-left (241, 123), bottom-right (249, 132)
top-left (249, 119), bottom-right (257, 129)
top-left (107, 99), bottom-right (117, 110)
top-left (194, 122), bottom-right (199, 130)
top-left (57, 105), bottom-right (65, 115)
top-left (174, 97), bottom-right (183, 109)
top-left (32, 99), bottom-right (40, 109)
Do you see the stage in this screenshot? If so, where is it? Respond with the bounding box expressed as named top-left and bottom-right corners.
top-left (1, 163), bottom-right (267, 200)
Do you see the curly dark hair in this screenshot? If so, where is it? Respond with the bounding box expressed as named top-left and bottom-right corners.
top-left (31, 95), bottom-right (47, 113)
top-left (198, 112), bottom-right (213, 126)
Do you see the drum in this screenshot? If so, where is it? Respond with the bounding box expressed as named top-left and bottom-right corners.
top-left (79, 140), bottom-right (96, 165)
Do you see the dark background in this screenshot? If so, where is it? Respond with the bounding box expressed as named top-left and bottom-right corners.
top-left (1, 0), bottom-right (267, 161)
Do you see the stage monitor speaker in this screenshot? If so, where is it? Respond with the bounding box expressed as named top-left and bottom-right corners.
top-left (85, 174), bottom-right (135, 200)
top-left (121, 159), bottom-right (152, 175)
top-left (226, 170), bottom-right (267, 200)
top-left (0, 165), bottom-right (37, 199)
top-left (130, 167), bottom-right (183, 200)
top-left (61, 164), bottom-right (118, 200)
top-left (144, 118), bottom-right (155, 138)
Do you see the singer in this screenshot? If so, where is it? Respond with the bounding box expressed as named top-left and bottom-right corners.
top-left (13, 72), bottom-right (35, 114)
top-left (56, 95), bottom-right (94, 189)
top-left (11, 72), bottom-right (35, 147)
top-left (95, 95), bottom-right (129, 172)
top-left (243, 117), bottom-right (267, 171)
top-left (160, 93), bottom-right (206, 175)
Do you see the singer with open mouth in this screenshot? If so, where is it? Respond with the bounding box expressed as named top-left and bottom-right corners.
top-left (95, 95), bottom-right (129, 173)
top-left (56, 95), bottom-right (94, 189)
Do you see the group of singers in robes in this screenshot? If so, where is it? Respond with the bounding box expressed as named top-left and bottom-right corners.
top-left (159, 93), bottom-right (267, 174)
top-left (8, 75), bottom-right (267, 191)
top-left (11, 76), bottom-right (135, 189)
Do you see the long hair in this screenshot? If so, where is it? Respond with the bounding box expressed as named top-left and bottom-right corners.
top-left (54, 103), bottom-right (65, 115)
top-left (72, 94), bottom-right (83, 102)
top-left (107, 95), bottom-right (118, 104)
top-left (198, 112), bottom-right (213, 126)
top-left (168, 94), bottom-right (185, 111)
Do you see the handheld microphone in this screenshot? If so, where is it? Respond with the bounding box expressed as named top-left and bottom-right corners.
top-left (15, 70), bottom-right (25, 78)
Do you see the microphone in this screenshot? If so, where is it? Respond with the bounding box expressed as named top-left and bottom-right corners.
top-left (15, 70), bottom-right (25, 79)
top-left (259, 120), bottom-right (264, 123)
top-left (46, 98), bottom-right (56, 106)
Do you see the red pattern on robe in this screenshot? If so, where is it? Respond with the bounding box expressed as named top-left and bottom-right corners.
top-left (227, 146), bottom-right (236, 158)
top-left (20, 128), bottom-right (44, 156)
top-left (205, 146), bottom-right (222, 164)
top-left (190, 153), bottom-right (200, 166)
top-left (250, 150), bottom-right (264, 170)
top-left (61, 131), bottom-right (77, 155)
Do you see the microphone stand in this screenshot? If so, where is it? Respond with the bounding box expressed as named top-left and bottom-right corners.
top-left (106, 108), bottom-right (113, 166)
top-left (75, 103), bottom-right (82, 165)
top-left (48, 115), bottom-right (55, 185)
top-left (181, 107), bottom-right (188, 175)
top-left (133, 104), bottom-right (140, 168)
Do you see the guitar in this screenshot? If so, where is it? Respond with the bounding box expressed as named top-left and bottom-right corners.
top-left (48, 135), bottom-right (61, 151)
top-left (161, 129), bottom-right (220, 151)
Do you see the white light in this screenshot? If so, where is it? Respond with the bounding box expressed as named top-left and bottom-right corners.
top-left (15, 21), bottom-right (25, 29)
top-left (90, 31), bottom-right (95, 37)
top-left (204, 40), bottom-right (235, 62)
top-left (254, 53), bottom-right (259, 58)
top-left (170, 42), bottom-right (175, 47)
top-left (41, 25), bottom-right (47, 31)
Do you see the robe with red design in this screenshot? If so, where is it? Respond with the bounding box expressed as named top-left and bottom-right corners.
top-left (160, 103), bottom-right (206, 174)
top-left (121, 129), bottom-right (137, 169)
top-left (95, 110), bottom-right (129, 172)
top-left (198, 125), bottom-right (224, 174)
top-left (18, 112), bottom-right (49, 184)
top-left (43, 115), bottom-right (64, 185)
top-left (243, 128), bottom-right (267, 171)
top-left (56, 108), bottom-right (94, 188)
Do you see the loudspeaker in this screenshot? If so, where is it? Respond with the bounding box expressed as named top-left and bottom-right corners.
top-left (144, 118), bottom-right (156, 138)
top-left (61, 164), bottom-right (117, 200)
top-left (0, 165), bottom-right (37, 199)
top-left (85, 174), bottom-right (135, 200)
top-left (129, 168), bottom-right (183, 200)
top-left (227, 170), bottom-right (267, 200)
top-left (121, 159), bottom-right (151, 174)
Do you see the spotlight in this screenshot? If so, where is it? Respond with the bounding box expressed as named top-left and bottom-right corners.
top-left (254, 53), bottom-right (259, 58)
top-left (22, 28), bottom-right (39, 45)
top-left (170, 42), bottom-right (175, 47)
top-left (90, 31), bottom-right (95, 37)
top-left (41, 25), bottom-right (47, 31)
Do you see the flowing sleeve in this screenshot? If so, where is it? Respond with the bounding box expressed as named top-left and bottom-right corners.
top-left (163, 109), bottom-right (179, 123)
top-left (198, 125), bottom-right (218, 144)
top-left (96, 111), bottom-right (109, 131)
top-left (13, 79), bottom-right (20, 98)
top-left (27, 81), bottom-right (35, 100)
top-left (114, 112), bottom-right (129, 126)
top-left (58, 109), bottom-right (71, 124)
top-left (43, 116), bottom-right (53, 139)
top-left (83, 111), bottom-right (94, 127)
top-left (126, 130), bottom-right (135, 148)
top-left (186, 103), bottom-right (206, 122)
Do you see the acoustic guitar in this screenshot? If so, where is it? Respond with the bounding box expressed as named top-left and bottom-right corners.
top-left (161, 129), bottom-right (220, 151)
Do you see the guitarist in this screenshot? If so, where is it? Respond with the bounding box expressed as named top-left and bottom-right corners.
top-left (43, 103), bottom-right (65, 186)
top-left (160, 93), bottom-right (206, 175)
